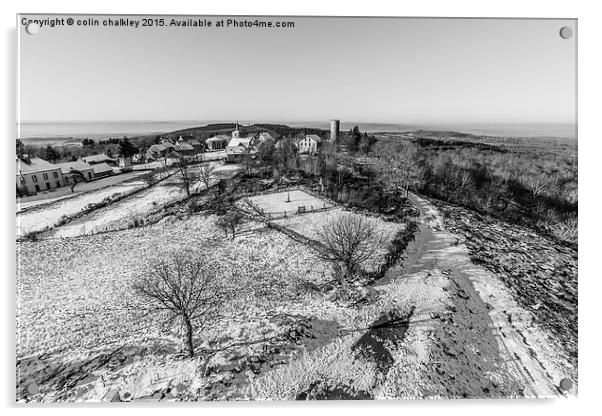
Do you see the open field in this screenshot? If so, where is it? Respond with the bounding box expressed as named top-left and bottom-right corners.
top-left (46, 163), bottom-right (239, 238)
top-left (14, 125), bottom-right (578, 401)
top-left (17, 162), bottom-right (240, 239)
top-left (17, 214), bottom-right (341, 401)
top-left (17, 189), bottom-right (574, 401)
top-left (16, 171), bottom-right (149, 212)
top-left (273, 208), bottom-right (405, 272)
top-left (247, 190), bottom-right (333, 217)
top-left (16, 180), bottom-right (146, 237)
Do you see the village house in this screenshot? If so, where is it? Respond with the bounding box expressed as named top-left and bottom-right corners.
top-left (61, 141), bottom-right (84, 149)
top-left (188, 139), bottom-right (203, 151)
top-left (145, 144), bottom-right (168, 161)
top-left (226, 137), bottom-right (255, 163)
top-left (118, 157), bottom-right (132, 170)
top-left (91, 162), bottom-right (114, 178)
top-left (298, 134), bottom-right (323, 154)
top-left (55, 160), bottom-right (95, 184)
top-left (174, 137), bottom-right (195, 155)
top-left (257, 132), bottom-right (274, 143)
top-left (161, 140), bottom-right (176, 153)
top-left (82, 154), bottom-right (118, 166)
top-left (16, 156), bottom-right (65, 196)
top-left (206, 135), bottom-right (229, 151)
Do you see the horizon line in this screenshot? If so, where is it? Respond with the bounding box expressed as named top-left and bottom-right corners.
top-left (18, 119), bottom-right (577, 125)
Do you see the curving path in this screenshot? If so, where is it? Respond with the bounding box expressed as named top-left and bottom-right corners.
top-left (397, 192), bottom-right (575, 398)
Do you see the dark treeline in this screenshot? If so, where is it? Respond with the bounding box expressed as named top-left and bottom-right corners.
top-left (249, 132), bottom-right (577, 243)
top-left (373, 139), bottom-right (578, 243)
top-left (253, 123), bottom-right (328, 138)
top-left (231, 133), bottom-right (417, 221)
top-left (17, 137), bottom-right (138, 163)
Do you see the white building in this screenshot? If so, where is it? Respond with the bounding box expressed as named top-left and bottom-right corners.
top-left (226, 137), bottom-right (256, 163)
top-left (298, 134), bottom-right (323, 154)
top-left (82, 154), bottom-right (118, 165)
top-left (55, 160), bottom-right (95, 184)
top-left (206, 135), bottom-right (229, 151)
top-left (257, 132), bottom-right (274, 143)
top-left (16, 156), bottom-right (65, 195)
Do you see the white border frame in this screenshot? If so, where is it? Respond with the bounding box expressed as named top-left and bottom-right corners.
top-left (2, 1), bottom-right (598, 416)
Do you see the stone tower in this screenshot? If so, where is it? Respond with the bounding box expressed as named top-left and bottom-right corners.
top-left (330, 119), bottom-right (340, 142)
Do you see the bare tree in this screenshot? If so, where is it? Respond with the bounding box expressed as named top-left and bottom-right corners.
top-left (243, 145), bottom-right (255, 174)
top-left (132, 252), bottom-right (223, 357)
top-left (257, 138), bottom-right (276, 166)
top-left (68, 169), bottom-right (87, 193)
top-left (216, 210), bottom-right (245, 240)
top-left (375, 141), bottom-right (419, 197)
top-left (197, 163), bottom-right (217, 192)
top-left (315, 213), bottom-right (382, 284)
top-left (458, 171), bottom-right (472, 192)
top-left (174, 158), bottom-right (199, 198)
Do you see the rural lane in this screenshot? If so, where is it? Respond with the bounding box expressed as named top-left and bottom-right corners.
top-left (395, 192), bottom-right (575, 397)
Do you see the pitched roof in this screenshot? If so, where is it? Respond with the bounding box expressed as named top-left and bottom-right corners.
top-left (306, 134), bottom-right (323, 142)
top-left (82, 154), bottom-right (117, 164)
top-left (166, 151), bottom-right (182, 159)
top-left (258, 132), bottom-right (274, 141)
top-left (63, 141), bottom-right (84, 148)
top-left (147, 144), bottom-right (166, 152)
top-left (228, 137), bottom-right (253, 148)
top-left (188, 139), bottom-right (201, 145)
top-left (175, 142), bottom-right (194, 151)
top-left (92, 162), bottom-right (114, 174)
top-left (54, 160), bottom-right (94, 174)
top-left (16, 157), bottom-right (59, 175)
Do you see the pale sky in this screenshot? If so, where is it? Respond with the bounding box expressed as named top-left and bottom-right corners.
top-left (18, 15), bottom-right (576, 124)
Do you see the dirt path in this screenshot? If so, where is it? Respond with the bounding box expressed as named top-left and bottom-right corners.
top-left (247, 192), bottom-right (576, 399)
top-left (398, 193), bottom-right (575, 398)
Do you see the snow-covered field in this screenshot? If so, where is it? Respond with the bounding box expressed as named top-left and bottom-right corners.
top-left (16, 171), bottom-right (149, 212)
top-left (274, 208), bottom-right (405, 271)
top-left (17, 214), bottom-right (341, 401)
top-left (15, 207), bottom-right (447, 402)
top-left (49, 164), bottom-right (230, 238)
top-left (48, 179), bottom-right (186, 238)
top-left (17, 194), bottom-right (75, 212)
top-left (16, 180), bottom-right (146, 237)
top-left (247, 190), bottom-right (332, 217)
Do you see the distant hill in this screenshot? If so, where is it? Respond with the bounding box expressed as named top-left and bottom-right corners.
top-left (19, 122), bottom-right (332, 152)
top-left (127, 123), bottom-right (330, 149)
top-left (412, 129), bottom-right (480, 140)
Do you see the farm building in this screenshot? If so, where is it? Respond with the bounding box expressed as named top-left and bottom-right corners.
top-left (82, 154), bottom-right (118, 166)
top-left (298, 134), bottom-right (323, 154)
top-left (188, 139), bottom-right (203, 151)
top-left (61, 141), bottom-right (84, 148)
top-left (257, 132), bottom-right (275, 143)
top-left (175, 138), bottom-right (195, 155)
top-left (161, 141), bottom-right (176, 153)
top-left (16, 156), bottom-right (65, 196)
top-left (118, 157), bottom-right (132, 169)
top-left (206, 135), bottom-right (229, 151)
top-left (91, 162), bottom-right (114, 178)
top-left (226, 137), bottom-right (256, 163)
top-left (145, 144), bottom-right (171, 161)
top-left (55, 160), bottom-right (95, 184)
